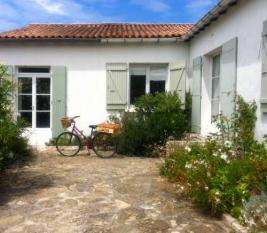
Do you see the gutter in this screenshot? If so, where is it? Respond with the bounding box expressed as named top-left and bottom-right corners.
top-left (100, 37), bottom-right (183, 43)
top-left (0, 38), bottom-right (102, 43)
top-left (0, 37), bottom-right (183, 44)
top-left (182, 0), bottom-right (240, 41)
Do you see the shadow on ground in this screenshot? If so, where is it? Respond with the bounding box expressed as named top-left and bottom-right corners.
top-left (0, 170), bottom-right (55, 206)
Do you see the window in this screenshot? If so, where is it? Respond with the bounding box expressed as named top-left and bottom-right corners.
top-left (18, 67), bottom-right (50, 73)
top-left (150, 66), bottom-right (166, 94)
top-left (130, 64), bottom-right (167, 104)
top-left (211, 54), bottom-right (221, 116)
top-left (17, 67), bottom-right (51, 129)
top-left (130, 66), bottom-right (146, 104)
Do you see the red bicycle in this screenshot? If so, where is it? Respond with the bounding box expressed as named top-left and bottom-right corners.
top-left (56, 116), bottom-right (117, 158)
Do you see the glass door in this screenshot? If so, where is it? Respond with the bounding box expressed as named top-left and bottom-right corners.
top-left (36, 77), bottom-right (51, 128)
top-left (18, 77), bottom-right (33, 127)
top-left (18, 76), bottom-right (51, 129)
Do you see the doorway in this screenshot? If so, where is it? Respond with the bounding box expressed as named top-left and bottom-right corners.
top-left (17, 68), bottom-right (51, 129)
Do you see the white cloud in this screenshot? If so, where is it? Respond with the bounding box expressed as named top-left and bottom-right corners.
top-left (130, 0), bottom-right (170, 13)
top-left (0, 0), bottom-right (122, 32)
top-left (35, 0), bottom-right (65, 15)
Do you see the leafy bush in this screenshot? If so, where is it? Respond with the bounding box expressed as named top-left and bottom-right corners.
top-left (0, 65), bottom-right (29, 170)
top-left (184, 92), bottom-right (192, 132)
top-left (161, 96), bottom-right (267, 217)
top-left (116, 92), bottom-right (188, 156)
top-left (212, 96), bottom-right (257, 155)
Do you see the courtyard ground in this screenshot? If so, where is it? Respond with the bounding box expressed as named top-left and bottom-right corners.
top-left (0, 149), bottom-right (234, 233)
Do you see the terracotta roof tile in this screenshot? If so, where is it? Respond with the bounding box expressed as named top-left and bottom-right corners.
top-left (0, 23), bottom-right (193, 40)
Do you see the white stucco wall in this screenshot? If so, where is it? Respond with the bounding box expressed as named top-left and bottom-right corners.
top-left (0, 42), bottom-right (188, 144)
top-left (189, 0), bottom-right (267, 139)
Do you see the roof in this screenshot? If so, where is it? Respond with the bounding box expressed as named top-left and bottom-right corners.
top-left (183, 0), bottom-right (239, 40)
top-left (0, 23), bottom-right (193, 40)
top-left (0, 0), bottom-right (241, 42)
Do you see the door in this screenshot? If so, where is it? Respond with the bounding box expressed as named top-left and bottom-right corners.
top-left (18, 75), bottom-right (51, 129)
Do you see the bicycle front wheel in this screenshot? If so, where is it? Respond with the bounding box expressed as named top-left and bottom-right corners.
top-left (93, 132), bottom-right (116, 158)
top-left (56, 132), bottom-right (81, 156)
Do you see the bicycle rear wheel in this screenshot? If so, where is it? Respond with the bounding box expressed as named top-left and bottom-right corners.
top-left (92, 132), bottom-right (116, 158)
top-left (56, 132), bottom-right (81, 156)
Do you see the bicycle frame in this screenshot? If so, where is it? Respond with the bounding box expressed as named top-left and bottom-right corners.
top-left (70, 122), bottom-right (94, 149)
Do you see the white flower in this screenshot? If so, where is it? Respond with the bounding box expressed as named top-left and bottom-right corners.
top-left (185, 146), bottom-right (191, 152)
top-left (220, 153), bottom-right (228, 161)
top-left (205, 186), bottom-right (209, 191)
top-left (185, 162), bottom-right (192, 169)
top-left (224, 140), bottom-right (232, 148)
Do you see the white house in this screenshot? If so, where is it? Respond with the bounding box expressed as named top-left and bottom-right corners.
top-left (0, 0), bottom-right (266, 145)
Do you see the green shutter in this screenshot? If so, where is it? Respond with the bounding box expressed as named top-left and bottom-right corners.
top-left (106, 63), bottom-right (128, 110)
top-left (220, 38), bottom-right (238, 118)
top-left (263, 20), bottom-right (267, 36)
top-left (261, 20), bottom-right (267, 112)
top-left (169, 61), bottom-right (186, 104)
top-left (52, 66), bottom-right (66, 138)
top-left (191, 57), bottom-right (202, 133)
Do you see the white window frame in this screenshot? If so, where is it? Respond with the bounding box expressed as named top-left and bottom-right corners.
top-left (128, 63), bottom-right (168, 105)
top-left (16, 67), bottom-right (52, 130)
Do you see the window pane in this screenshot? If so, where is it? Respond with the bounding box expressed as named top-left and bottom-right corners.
top-left (150, 81), bottom-right (165, 94)
top-left (36, 112), bottom-right (50, 128)
top-left (212, 78), bottom-right (220, 98)
top-left (150, 66), bottom-right (167, 81)
top-left (20, 112), bottom-right (32, 127)
top-left (37, 95), bottom-right (50, 110)
top-left (18, 67), bottom-right (50, 73)
top-left (211, 99), bottom-right (220, 116)
top-left (212, 55), bottom-right (220, 77)
top-left (18, 78), bottom-right (32, 94)
top-left (36, 78), bottom-right (50, 94)
top-left (18, 95), bottom-right (32, 110)
top-left (130, 75), bottom-right (146, 104)
top-left (130, 66), bottom-right (146, 76)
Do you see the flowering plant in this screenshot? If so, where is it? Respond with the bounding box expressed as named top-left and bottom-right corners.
top-left (242, 193), bottom-right (267, 231)
top-left (161, 96), bottom-right (267, 218)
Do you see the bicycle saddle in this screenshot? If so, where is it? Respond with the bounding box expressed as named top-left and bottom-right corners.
top-left (89, 125), bottom-right (97, 129)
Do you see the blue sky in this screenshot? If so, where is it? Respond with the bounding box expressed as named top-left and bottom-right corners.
top-left (0, 0), bottom-right (219, 32)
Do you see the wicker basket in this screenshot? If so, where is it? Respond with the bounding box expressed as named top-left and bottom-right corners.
top-left (61, 117), bottom-right (72, 128)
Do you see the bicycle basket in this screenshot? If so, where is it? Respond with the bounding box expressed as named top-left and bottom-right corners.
top-left (96, 122), bottom-right (120, 134)
top-left (61, 117), bottom-right (72, 128)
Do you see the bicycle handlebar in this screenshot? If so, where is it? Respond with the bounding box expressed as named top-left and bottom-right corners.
top-left (70, 116), bottom-right (80, 122)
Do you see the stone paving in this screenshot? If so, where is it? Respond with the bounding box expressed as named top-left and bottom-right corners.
top-left (0, 148), bottom-right (234, 233)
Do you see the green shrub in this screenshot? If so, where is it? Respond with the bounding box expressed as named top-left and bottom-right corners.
top-left (0, 65), bottom-right (29, 170)
top-left (161, 96), bottom-right (267, 217)
top-left (184, 92), bottom-right (192, 132)
top-left (212, 96), bottom-right (258, 155)
top-left (116, 92), bottom-right (187, 156)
